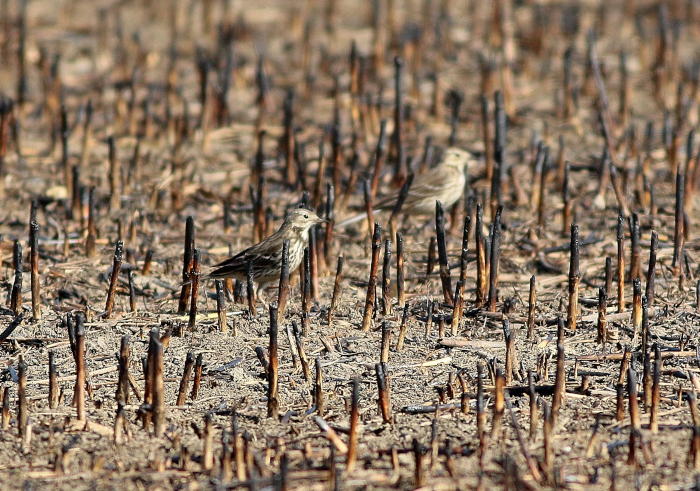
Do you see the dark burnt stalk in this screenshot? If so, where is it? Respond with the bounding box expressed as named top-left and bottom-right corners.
top-left (426, 236), bottom-right (436, 276)
top-left (362, 223), bottom-right (381, 332)
top-left (527, 275), bottom-right (536, 340)
top-left (29, 221), bottom-right (40, 320)
top-left (556, 136), bottom-right (567, 192)
top-left (492, 91), bottom-right (507, 216)
top-left (491, 368), bottom-right (505, 438)
top-left (618, 348), bottom-right (630, 386)
top-left (141, 329), bottom-right (156, 428)
top-left (369, 121), bottom-right (388, 201)
top-left (10, 240), bottom-right (22, 315)
top-left (448, 91), bottom-right (463, 147)
top-left (190, 353), bottom-right (203, 401)
top-left (74, 313), bottom-right (86, 421)
top-left (650, 345), bottom-right (661, 434)
top-left (528, 371), bottom-right (538, 440)
top-left (436, 201), bottom-right (453, 305)
top-left (48, 351), bottom-right (58, 409)
top-left (128, 269), bottom-right (137, 312)
top-left (331, 119), bottom-right (341, 203)
top-left (293, 321), bottom-right (312, 381)
top-left (542, 402), bottom-right (553, 479)
top-left (537, 147), bottom-right (550, 233)
top-left (451, 281), bottom-right (464, 335)
top-left (252, 130), bottom-right (265, 203)
top-left (312, 139), bottom-right (326, 211)
top-left (631, 278), bottom-right (642, 334)
top-left (597, 287), bottom-right (607, 345)
top-left (301, 249), bottom-right (311, 336)
top-left (396, 232), bottom-right (405, 309)
top-left (232, 411), bottom-right (246, 480)
top-left (413, 438), bottom-right (424, 487)
top-left (646, 231), bottom-right (658, 306)
top-left (176, 352), bottom-right (195, 406)
top-left (424, 300), bottom-right (434, 336)
top-left (178, 217), bottom-right (195, 314)
top-left (481, 94), bottom-right (494, 182)
top-left (617, 214), bottom-right (626, 312)
top-left (85, 187), bottom-right (96, 257)
top-left (309, 222), bottom-right (319, 300)
top-left (255, 176), bottom-right (266, 241)
top-left (380, 321), bottom-right (391, 363)
top-left (550, 343), bottom-right (565, 427)
top-left (630, 214), bottom-right (641, 281)
top-left (458, 211), bottom-right (471, 288)
top-left (103, 240), bottom-right (124, 319)
top-left (328, 256), bottom-right (344, 325)
top-left (314, 358), bottom-right (324, 416)
top-left (618, 50), bottom-right (629, 124)
top-left (564, 46), bottom-right (575, 119)
top-left (503, 320), bottom-right (517, 385)
top-left (324, 184), bottom-right (335, 267)
top-left (1, 385), bottom-right (8, 430)
top-left (475, 204), bottom-right (487, 305)
top-left (216, 281), bottom-right (227, 333)
top-left (396, 304), bottom-right (409, 351)
top-left (531, 141), bottom-right (544, 212)
top-left (627, 368), bottom-right (640, 466)
top-left (116, 335), bottom-right (130, 404)
top-left (376, 362), bottom-right (393, 423)
top-left (294, 137), bottom-right (308, 192)
top-left (80, 99), bottom-right (93, 169)
top-left (108, 136), bottom-right (120, 211)
top-left (643, 349), bottom-right (652, 411)
top-left (605, 257), bottom-right (613, 297)
top-left (152, 338), bottom-right (165, 437)
top-left (389, 173), bottom-right (413, 239)
top-left (382, 239), bottom-right (393, 315)
top-left (567, 223), bottom-right (580, 331)
top-left (562, 161), bottom-right (571, 237)
top-left (346, 377), bottom-right (360, 472)
top-left (268, 304), bottom-right (279, 419)
top-left (187, 249), bottom-right (201, 331)
top-left (282, 89), bottom-right (296, 185)
top-left (16, 0), bottom-right (26, 106)
top-left (672, 165), bottom-right (685, 275)
top-left (277, 239), bottom-right (291, 320)
top-left (17, 357), bottom-right (27, 439)
top-left (615, 383), bottom-right (625, 421)
top-left (246, 259), bottom-right (256, 318)
top-left (391, 56), bottom-right (406, 185)
top-left (0, 99), bottom-right (12, 197)
top-left (487, 205), bottom-right (503, 312)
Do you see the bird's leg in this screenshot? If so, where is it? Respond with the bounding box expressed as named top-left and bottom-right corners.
top-left (256, 282), bottom-right (279, 310)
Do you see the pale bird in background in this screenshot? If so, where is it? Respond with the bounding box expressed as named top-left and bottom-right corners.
top-left (208, 208), bottom-right (323, 290)
top-left (338, 147), bottom-right (474, 227)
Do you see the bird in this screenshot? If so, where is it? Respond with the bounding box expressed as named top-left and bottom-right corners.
top-left (208, 208), bottom-right (324, 291)
top-left (338, 147), bottom-right (475, 227)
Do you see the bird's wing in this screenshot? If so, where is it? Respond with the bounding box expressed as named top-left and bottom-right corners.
top-left (336, 209), bottom-right (381, 228)
top-left (208, 244), bottom-right (281, 279)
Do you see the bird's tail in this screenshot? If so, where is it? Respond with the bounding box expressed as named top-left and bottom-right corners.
top-left (336, 209), bottom-right (381, 228)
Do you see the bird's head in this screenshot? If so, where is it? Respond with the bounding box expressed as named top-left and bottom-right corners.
top-left (441, 147), bottom-right (473, 171)
top-left (284, 208), bottom-right (324, 233)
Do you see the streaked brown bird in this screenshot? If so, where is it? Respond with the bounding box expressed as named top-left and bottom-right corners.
top-left (208, 208), bottom-right (323, 290)
top-left (338, 147), bottom-right (475, 227)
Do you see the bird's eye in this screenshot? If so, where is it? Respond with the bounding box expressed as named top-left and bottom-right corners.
top-left (303, 214), bottom-right (308, 219)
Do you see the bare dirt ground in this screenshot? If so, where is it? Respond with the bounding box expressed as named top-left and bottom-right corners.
top-left (1, 0), bottom-right (700, 489)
